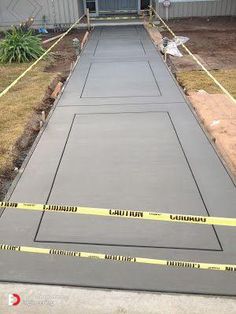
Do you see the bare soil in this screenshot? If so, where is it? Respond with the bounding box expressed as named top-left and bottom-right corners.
top-left (162, 16), bottom-right (236, 69)
top-left (43, 30), bottom-right (86, 75)
top-left (188, 91), bottom-right (236, 177)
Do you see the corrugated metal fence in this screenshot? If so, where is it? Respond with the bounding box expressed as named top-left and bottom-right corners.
top-left (155, 0), bottom-right (236, 18)
top-left (0, 0), bottom-right (84, 28)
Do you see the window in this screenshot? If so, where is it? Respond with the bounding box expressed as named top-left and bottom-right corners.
top-left (86, 0), bottom-right (96, 13)
top-left (141, 0), bottom-right (150, 10)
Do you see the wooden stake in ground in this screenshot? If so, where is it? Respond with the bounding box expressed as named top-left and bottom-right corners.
top-left (87, 9), bottom-right (91, 31)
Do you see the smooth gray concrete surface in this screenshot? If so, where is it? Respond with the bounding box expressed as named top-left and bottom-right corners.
top-left (0, 283), bottom-right (236, 314)
top-left (36, 113), bottom-right (219, 250)
top-left (82, 62), bottom-right (161, 97)
top-left (0, 26), bottom-right (236, 296)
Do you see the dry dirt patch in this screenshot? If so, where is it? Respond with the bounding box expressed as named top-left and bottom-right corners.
top-left (162, 17), bottom-right (236, 70)
top-left (176, 69), bottom-right (236, 98)
top-left (188, 91), bottom-right (236, 176)
top-left (0, 62), bottom-right (57, 178)
top-left (0, 29), bottom-right (86, 198)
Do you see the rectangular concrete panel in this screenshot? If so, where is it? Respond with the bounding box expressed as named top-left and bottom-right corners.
top-left (81, 61), bottom-right (161, 98)
top-left (36, 113), bottom-right (220, 250)
top-left (100, 26), bottom-right (139, 38)
top-left (94, 39), bottom-right (146, 57)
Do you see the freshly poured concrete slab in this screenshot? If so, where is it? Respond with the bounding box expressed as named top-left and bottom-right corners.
top-left (0, 26), bottom-right (236, 296)
top-left (99, 26), bottom-right (140, 38)
top-left (81, 62), bottom-right (160, 98)
top-left (59, 27), bottom-right (183, 104)
top-left (36, 112), bottom-right (219, 250)
top-left (94, 39), bottom-right (146, 56)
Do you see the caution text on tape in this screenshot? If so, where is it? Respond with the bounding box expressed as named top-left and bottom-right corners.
top-left (1, 244), bottom-right (236, 273)
top-left (1, 201), bottom-right (236, 227)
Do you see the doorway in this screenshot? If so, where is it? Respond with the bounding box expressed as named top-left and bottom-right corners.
top-left (141, 0), bottom-right (150, 10)
top-left (98, 0), bottom-right (139, 14)
top-left (84, 0), bottom-right (98, 16)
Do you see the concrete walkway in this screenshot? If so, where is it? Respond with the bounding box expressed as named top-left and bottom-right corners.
top-left (0, 26), bottom-right (236, 297)
top-left (0, 283), bottom-right (236, 313)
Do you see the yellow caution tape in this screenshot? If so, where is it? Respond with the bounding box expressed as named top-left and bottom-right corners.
top-left (150, 6), bottom-right (236, 104)
top-left (90, 16), bottom-right (141, 21)
top-left (0, 15), bottom-right (85, 99)
top-left (0, 243), bottom-right (235, 272)
top-left (1, 201), bottom-right (236, 227)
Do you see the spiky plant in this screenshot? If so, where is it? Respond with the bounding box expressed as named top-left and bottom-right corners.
top-left (0, 27), bottom-right (45, 63)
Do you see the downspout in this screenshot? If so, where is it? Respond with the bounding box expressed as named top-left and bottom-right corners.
top-left (96, 0), bottom-right (99, 17)
top-left (138, 0), bottom-right (141, 14)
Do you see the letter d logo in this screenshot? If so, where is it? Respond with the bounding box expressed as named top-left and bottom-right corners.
top-left (8, 293), bottom-right (21, 306)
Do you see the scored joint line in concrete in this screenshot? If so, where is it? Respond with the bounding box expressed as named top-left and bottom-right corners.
top-left (0, 25), bottom-right (236, 296)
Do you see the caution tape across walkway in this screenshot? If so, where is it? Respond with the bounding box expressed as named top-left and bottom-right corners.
top-left (1, 201), bottom-right (236, 227)
top-left (0, 243), bottom-right (235, 272)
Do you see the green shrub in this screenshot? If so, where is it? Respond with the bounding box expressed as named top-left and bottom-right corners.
top-left (0, 27), bottom-right (45, 63)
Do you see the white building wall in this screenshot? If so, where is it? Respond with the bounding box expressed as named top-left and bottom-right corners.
top-left (0, 0), bottom-right (85, 29)
top-left (155, 0), bottom-right (236, 18)
top-left (0, 0), bottom-right (235, 27)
